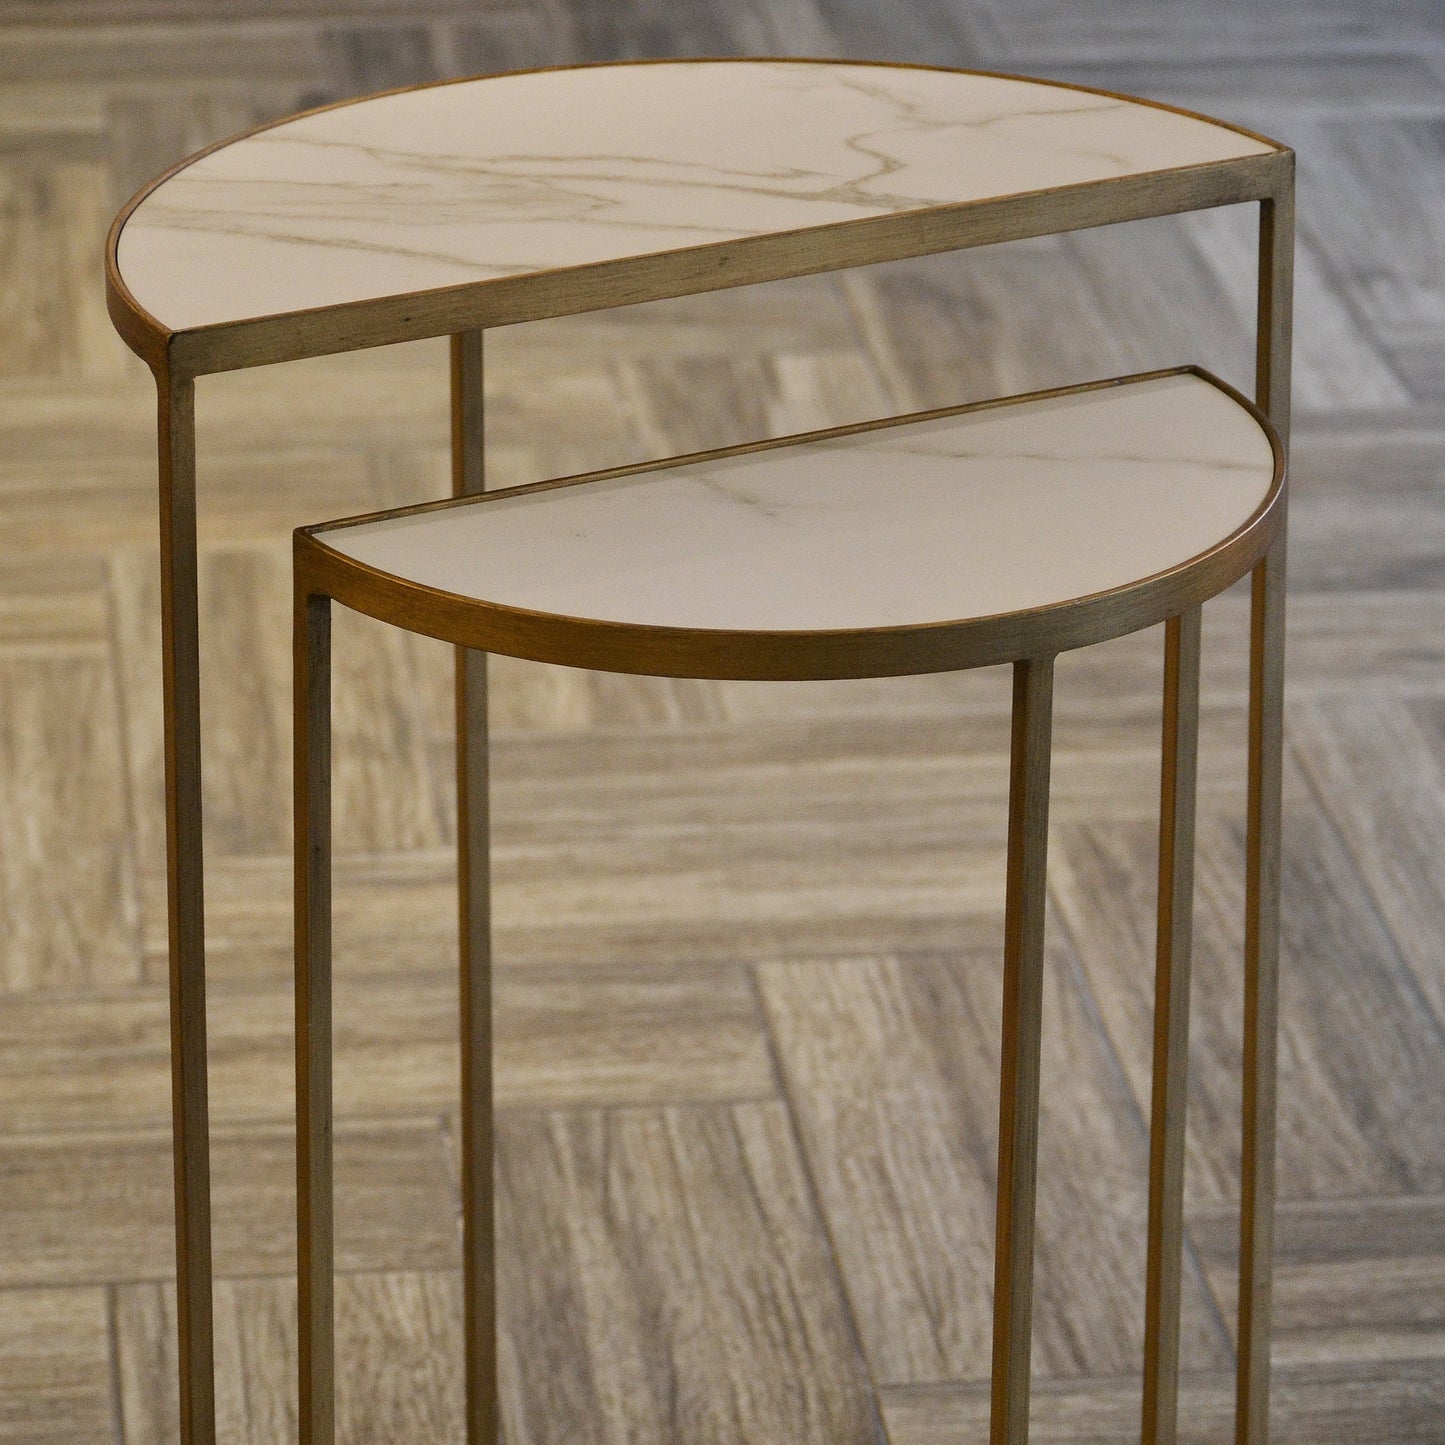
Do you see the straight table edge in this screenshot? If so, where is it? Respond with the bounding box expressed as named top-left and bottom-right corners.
top-left (293, 365), bottom-right (1286, 681)
top-left (103, 57), bottom-right (1291, 378)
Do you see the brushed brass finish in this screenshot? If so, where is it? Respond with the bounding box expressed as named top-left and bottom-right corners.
top-left (295, 583), bottom-right (334, 1445)
top-left (1141, 605), bottom-right (1203, 1445)
top-left (990, 654), bottom-right (1054, 1445)
top-left (451, 329), bottom-right (497, 1445)
top-left (1239, 537), bottom-right (1288, 1445)
top-left (156, 368), bottom-right (215, 1445)
top-left (1237, 185), bottom-right (1293, 1445)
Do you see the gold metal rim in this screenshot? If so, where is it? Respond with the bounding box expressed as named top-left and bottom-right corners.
top-left (296, 365), bottom-right (1285, 681)
top-left (104, 57), bottom-right (1291, 378)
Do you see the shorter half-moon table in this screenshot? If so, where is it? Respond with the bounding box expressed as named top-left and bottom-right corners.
top-left (294, 367), bottom-right (1284, 1445)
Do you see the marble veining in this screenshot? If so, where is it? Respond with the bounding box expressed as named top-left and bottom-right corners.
top-left (115, 61), bottom-right (1276, 332)
top-left (319, 373), bottom-right (1276, 635)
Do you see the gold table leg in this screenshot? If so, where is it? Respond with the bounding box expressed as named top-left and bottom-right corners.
top-left (157, 369), bottom-right (217, 1445)
top-left (1142, 607), bottom-right (1203, 1445)
top-left (1238, 535), bottom-right (1286, 1445)
top-left (990, 655), bottom-right (1055, 1445)
top-left (1237, 182), bottom-right (1292, 1445)
top-left (451, 330), bottom-right (498, 1445)
top-left (295, 579), bottom-right (334, 1445)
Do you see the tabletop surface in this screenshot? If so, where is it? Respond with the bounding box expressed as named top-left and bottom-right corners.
top-left (114, 60), bottom-right (1277, 335)
top-left (313, 371), bottom-right (1277, 639)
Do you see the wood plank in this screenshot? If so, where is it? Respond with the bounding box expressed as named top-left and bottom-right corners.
top-left (0, 375), bottom-right (154, 473)
top-left (333, 1272), bottom-right (465, 1445)
top-left (0, 159), bottom-right (127, 379)
top-left (0, 441), bottom-right (372, 562)
top-left (0, 21), bottom-right (330, 86)
top-left (1286, 118), bottom-right (1445, 403)
top-left (1190, 1194), bottom-right (1445, 1366)
top-left (880, 1359), bottom-right (1445, 1444)
top-left (135, 717), bottom-right (1024, 980)
top-left (1287, 425), bottom-right (1445, 592)
top-left (105, 91), bottom-right (278, 212)
top-left (130, 685), bottom-right (1252, 991)
top-left (0, 459), bottom-right (154, 554)
top-left (971, 0), bottom-right (1434, 63)
top-left (489, 722), bottom-right (1013, 964)
top-left (622, 344), bottom-right (892, 459)
top-left (1183, 186), bottom-right (1413, 414)
top-left (51, 161), bottom-right (125, 379)
top-left (547, 0), bottom-right (833, 62)
top-left (110, 538), bottom-right (452, 968)
top-left (0, 0), bottom-right (477, 18)
top-left (194, 546), bottom-right (295, 858)
top-left (0, 1287), bottom-right (113, 1443)
top-left (446, 7), bottom-right (580, 77)
top-left (1052, 815), bottom-right (1240, 1206)
top-left (0, 80), bottom-right (108, 145)
top-left (0, 163), bottom-right (75, 376)
top-left (495, 1101), bottom-right (880, 1444)
top-left (0, 963), bottom-right (774, 1133)
top-left (1019, 53), bottom-right (1445, 117)
top-left (835, 239), bottom-right (1138, 415)
top-left (756, 947), bottom-right (1230, 1386)
top-left (0, 558), bottom-right (108, 657)
top-left (1294, 694), bottom-right (1445, 1031)
top-left (199, 541), bottom-right (451, 859)
top-left (810, 0), bottom-right (990, 66)
top-left (1051, 765), bottom-right (1445, 1206)
top-left (0, 648), bottom-right (141, 992)
top-left (1285, 591), bottom-right (1445, 693)
top-left (490, 962), bottom-right (777, 1106)
top-left (490, 654), bottom-right (729, 732)
top-left (491, 273), bottom-right (872, 376)
top-left (0, 1121), bottom-right (456, 1286)
top-left (139, 850), bottom-right (459, 986)
top-left (116, 1270), bottom-right (466, 1445)
top-left (112, 1280), bottom-right (178, 1445)
top-left (316, 20), bottom-right (440, 97)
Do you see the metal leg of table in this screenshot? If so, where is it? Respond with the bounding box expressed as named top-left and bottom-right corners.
top-left (451, 330), bottom-right (498, 1444)
top-left (1237, 535), bottom-right (1286, 1445)
top-left (295, 579), bottom-right (335, 1445)
top-left (157, 369), bottom-right (217, 1445)
top-left (990, 655), bottom-right (1054, 1445)
top-left (1237, 182), bottom-right (1292, 1445)
top-left (1141, 607), bottom-right (1203, 1445)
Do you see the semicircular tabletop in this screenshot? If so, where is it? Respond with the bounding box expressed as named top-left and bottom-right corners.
top-left (113, 59), bottom-right (1279, 344)
top-left (304, 370), bottom-right (1282, 678)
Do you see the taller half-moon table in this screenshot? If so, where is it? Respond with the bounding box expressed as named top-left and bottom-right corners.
top-left (105, 58), bottom-right (1293, 1445)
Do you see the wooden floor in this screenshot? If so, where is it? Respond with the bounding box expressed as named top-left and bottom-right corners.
top-left (1, 2), bottom-right (1443, 1441)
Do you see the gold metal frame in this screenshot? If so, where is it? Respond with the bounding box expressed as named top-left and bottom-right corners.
top-left (102, 58), bottom-right (1293, 1445)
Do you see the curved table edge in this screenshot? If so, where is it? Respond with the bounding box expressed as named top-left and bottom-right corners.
top-left (104, 57), bottom-right (1293, 378)
top-left (294, 365), bottom-right (1287, 681)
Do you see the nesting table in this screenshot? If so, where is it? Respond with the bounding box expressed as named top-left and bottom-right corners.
top-left (105, 59), bottom-right (1293, 1445)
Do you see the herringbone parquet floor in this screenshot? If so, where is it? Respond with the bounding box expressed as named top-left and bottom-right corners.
top-left (1, 2), bottom-right (1442, 1441)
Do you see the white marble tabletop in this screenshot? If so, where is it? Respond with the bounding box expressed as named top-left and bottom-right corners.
top-left (316, 371), bottom-right (1276, 636)
top-left (115, 60), bottom-right (1277, 334)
